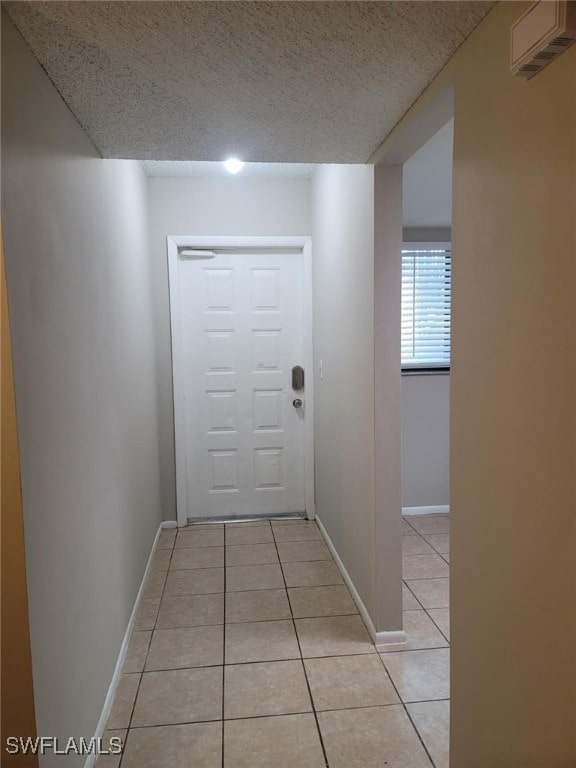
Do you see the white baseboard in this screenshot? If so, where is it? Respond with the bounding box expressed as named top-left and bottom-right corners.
top-left (402, 505), bottom-right (450, 516)
top-left (84, 520), bottom-right (173, 768)
top-left (374, 630), bottom-right (407, 652)
top-left (314, 515), bottom-right (406, 650)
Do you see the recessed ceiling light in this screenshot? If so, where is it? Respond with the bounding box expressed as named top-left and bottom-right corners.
top-left (223, 158), bottom-right (245, 175)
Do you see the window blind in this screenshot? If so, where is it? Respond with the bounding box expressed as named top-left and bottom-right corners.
top-left (401, 248), bottom-right (451, 369)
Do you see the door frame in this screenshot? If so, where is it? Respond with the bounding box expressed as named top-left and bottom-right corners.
top-left (167, 235), bottom-right (315, 528)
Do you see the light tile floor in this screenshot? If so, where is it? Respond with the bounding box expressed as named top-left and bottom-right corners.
top-left (100, 514), bottom-right (449, 768)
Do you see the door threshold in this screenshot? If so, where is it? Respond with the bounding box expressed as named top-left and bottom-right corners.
top-left (187, 512), bottom-right (307, 525)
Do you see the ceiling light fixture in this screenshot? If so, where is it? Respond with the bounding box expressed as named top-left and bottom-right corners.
top-left (223, 158), bottom-right (245, 175)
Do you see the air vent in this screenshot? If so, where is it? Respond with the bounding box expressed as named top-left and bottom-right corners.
top-left (511, 0), bottom-right (576, 79)
top-left (551, 35), bottom-right (575, 44)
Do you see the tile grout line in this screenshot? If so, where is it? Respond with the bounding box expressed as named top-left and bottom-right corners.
top-left (403, 575), bottom-right (450, 643)
top-left (132, 648), bottom-right (381, 675)
top-left (272, 524), bottom-right (331, 768)
top-left (423, 606), bottom-right (450, 645)
top-left (123, 643), bottom-right (458, 678)
top-left (130, 607), bottom-right (359, 633)
top-left (403, 513), bottom-right (449, 528)
top-left (407, 530), bottom-right (444, 557)
top-left (404, 517), bottom-right (420, 533)
top-left (400, 517), bottom-right (450, 767)
top-left (112, 521), bottom-right (449, 766)
top-left (404, 575), bottom-right (450, 581)
top-left (122, 697), bottom-right (454, 731)
top-left (403, 576), bottom-right (450, 612)
top-left (118, 532), bottom-right (176, 766)
top-left (403, 579), bottom-right (425, 610)
top-left (403, 558), bottom-right (450, 646)
top-left (402, 529), bottom-right (449, 579)
top-left (374, 650), bottom-right (439, 768)
top-left (418, 535), bottom-right (449, 558)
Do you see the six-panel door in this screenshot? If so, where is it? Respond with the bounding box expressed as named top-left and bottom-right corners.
top-left (178, 250), bottom-right (306, 519)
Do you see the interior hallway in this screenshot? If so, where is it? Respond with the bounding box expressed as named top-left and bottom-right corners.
top-left (100, 515), bottom-right (450, 768)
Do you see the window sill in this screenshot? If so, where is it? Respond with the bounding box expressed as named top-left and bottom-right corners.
top-left (402, 368), bottom-right (450, 377)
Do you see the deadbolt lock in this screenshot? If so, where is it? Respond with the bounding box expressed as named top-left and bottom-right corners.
top-left (292, 365), bottom-right (305, 391)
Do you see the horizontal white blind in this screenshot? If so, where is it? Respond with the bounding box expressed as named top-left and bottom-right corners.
top-left (402, 248), bottom-right (451, 368)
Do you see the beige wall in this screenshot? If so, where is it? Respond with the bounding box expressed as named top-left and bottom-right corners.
top-left (450, 6), bottom-right (575, 763)
top-left (374, 2), bottom-right (576, 765)
top-left (401, 373), bottom-right (450, 509)
top-left (311, 165), bottom-right (379, 623)
top-left (1, 227), bottom-right (38, 767)
top-left (2, 16), bottom-right (162, 765)
top-left (147, 176), bottom-right (312, 520)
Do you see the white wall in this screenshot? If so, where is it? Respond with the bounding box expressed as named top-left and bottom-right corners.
top-left (311, 165), bottom-right (378, 622)
top-left (401, 374), bottom-right (450, 508)
top-left (2, 15), bottom-right (162, 766)
top-left (400, 228), bottom-right (451, 511)
top-left (373, 165), bottom-right (404, 634)
top-left (147, 176), bottom-right (312, 519)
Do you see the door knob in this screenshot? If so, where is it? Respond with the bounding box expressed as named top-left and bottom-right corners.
top-left (292, 398), bottom-right (303, 409)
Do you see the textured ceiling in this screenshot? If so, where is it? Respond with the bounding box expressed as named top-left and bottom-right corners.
top-left (143, 161), bottom-right (316, 178)
top-left (403, 119), bottom-right (453, 227)
top-left (5, 1), bottom-right (494, 163)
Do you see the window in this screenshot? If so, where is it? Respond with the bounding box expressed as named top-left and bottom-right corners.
top-left (401, 244), bottom-right (451, 370)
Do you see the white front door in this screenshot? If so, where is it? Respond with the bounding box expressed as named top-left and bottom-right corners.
top-left (175, 247), bottom-right (307, 520)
